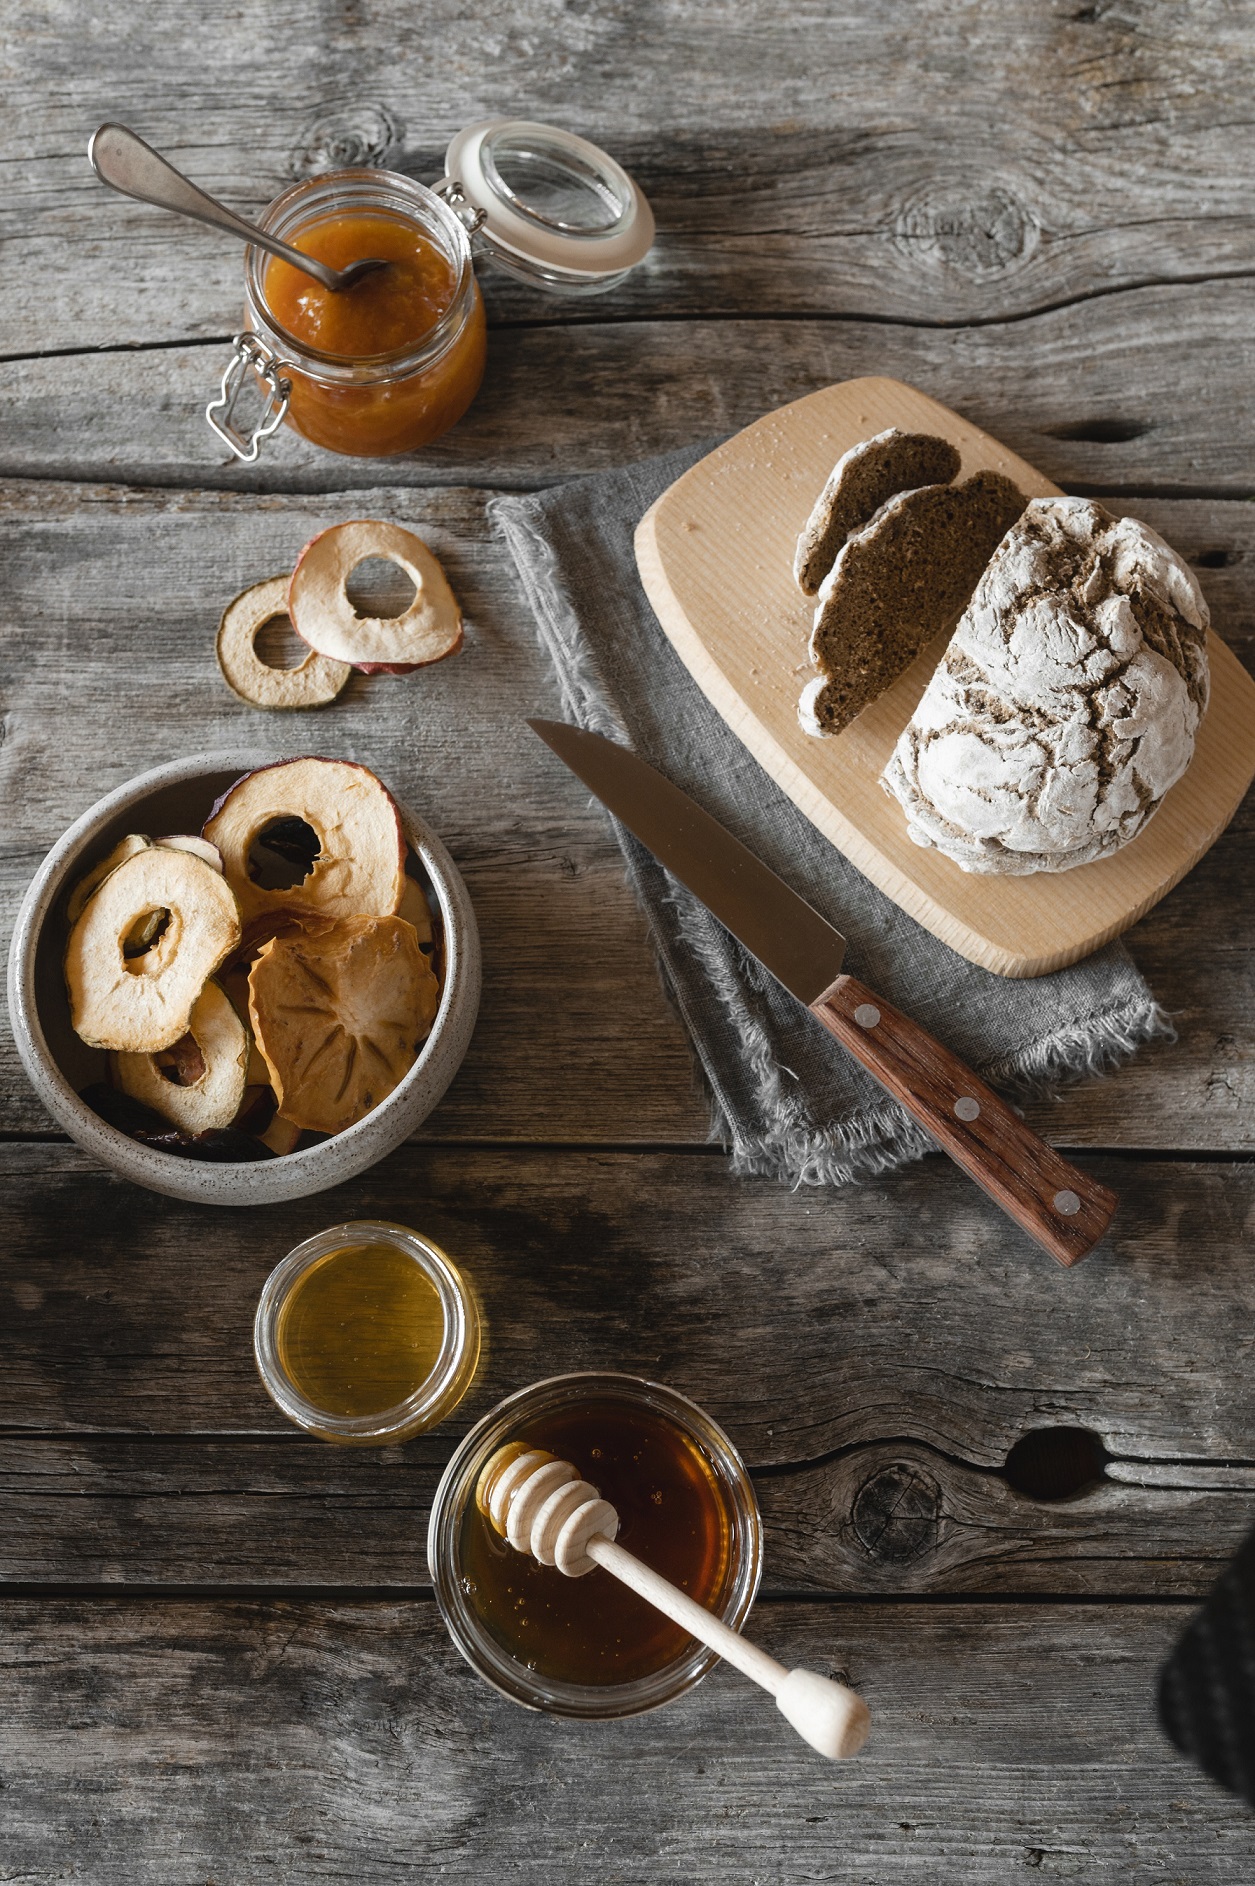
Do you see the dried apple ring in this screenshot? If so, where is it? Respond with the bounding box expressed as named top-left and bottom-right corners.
top-left (288, 520), bottom-right (462, 673)
top-left (66, 832), bottom-right (153, 925)
top-left (248, 914), bottom-right (439, 1134)
top-left (203, 757), bottom-right (407, 926)
top-left (64, 847), bottom-right (241, 1053)
top-left (217, 575), bottom-right (351, 710)
top-left (155, 834), bottom-right (224, 871)
top-left (110, 979), bottom-right (249, 1134)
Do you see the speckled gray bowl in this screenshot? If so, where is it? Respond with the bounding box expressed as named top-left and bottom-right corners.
top-left (6, 752), bottom-right (481, 1205)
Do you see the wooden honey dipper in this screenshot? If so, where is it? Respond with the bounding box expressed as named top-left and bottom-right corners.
top-left (477, 1443), bottom-right (871, 1761)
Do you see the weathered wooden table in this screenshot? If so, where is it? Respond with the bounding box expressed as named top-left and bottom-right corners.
top-left (3, 4), bottom-right (1254, 1877)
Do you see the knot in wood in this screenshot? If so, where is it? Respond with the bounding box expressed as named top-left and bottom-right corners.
top-left (895, 184), bottom-right (1037, 278)
top-left (289, 103), bottom-right (404, 180)
top-left (851, 1463), bottom-right (941, 1563)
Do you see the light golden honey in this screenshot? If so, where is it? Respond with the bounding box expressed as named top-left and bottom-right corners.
top-left (274, 1239), bottom-right (446, 1418)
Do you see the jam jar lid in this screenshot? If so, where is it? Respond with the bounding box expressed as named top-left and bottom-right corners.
top-left (442, 119), bottom-right (654, 294)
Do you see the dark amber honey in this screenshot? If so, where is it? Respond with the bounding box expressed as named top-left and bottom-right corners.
top-left (458, 1395), bottom-right (735, 1686)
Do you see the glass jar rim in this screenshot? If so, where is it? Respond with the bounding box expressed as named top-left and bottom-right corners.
top-left (427, 1371), bottom-right (763, 1719)
top-left (244, 168), bottom-right (478, 378)
top-left (254, 1219), bottom-right (480, 1442)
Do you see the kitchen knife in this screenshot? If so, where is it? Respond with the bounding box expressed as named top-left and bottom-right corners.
top-left (529, 718), bottom-right (1117, 1267)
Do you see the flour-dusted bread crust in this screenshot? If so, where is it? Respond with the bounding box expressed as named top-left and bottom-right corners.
top-left (799, 470), bottom-right (1026, 738)
top-left (793, 428), bottom-right (962, 595)
top-left (881, 498), bottom-right (1211, 874)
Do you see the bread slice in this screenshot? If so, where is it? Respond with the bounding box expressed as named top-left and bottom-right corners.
top-left (793, 428), bottom-right (962, 596)
top-left (799, 470), bottom-right (1027, 739)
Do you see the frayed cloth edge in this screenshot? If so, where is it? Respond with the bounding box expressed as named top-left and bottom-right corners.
top-left (721, 993), bottom-right (1175, 1189)
top-left (489, 497), bottom-right (629, 743)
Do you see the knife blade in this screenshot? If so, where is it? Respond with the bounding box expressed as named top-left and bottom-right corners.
top-left (530, 717), bottom-right (1117, 1268)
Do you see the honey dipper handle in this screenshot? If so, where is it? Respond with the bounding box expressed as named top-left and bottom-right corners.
top-left (586, 1537), bottom-right (870, 1760)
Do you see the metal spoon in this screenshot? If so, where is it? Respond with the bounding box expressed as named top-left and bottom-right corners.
top-left (88, 124), bottom-right (389, 293)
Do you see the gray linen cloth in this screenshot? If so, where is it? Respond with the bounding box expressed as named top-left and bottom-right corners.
top-left (491, 445), bottom-right (1170, 1186)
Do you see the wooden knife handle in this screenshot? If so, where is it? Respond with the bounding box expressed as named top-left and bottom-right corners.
top-left (810, 975), bottom-right (1117, 1267)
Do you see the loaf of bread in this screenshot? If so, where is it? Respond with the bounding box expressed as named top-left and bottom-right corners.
top-left (793, 428), bottom-right (961, 595)
top-left (881, 498), bottom-right (1211, 873)
top-left (799, 471), bottom-right (1026, 738)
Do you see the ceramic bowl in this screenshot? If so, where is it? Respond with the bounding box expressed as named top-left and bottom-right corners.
top-left (6, 751), bottom-right (481, 1205)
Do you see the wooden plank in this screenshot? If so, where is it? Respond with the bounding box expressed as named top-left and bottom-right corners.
top-left (0, 481), bottom-right (1251, 1148)
top-left (5, 286), bottom-right (1255, 493)
top-left (1037, 814), bottom-right (1255, 1151)
top-left (1, 1598), bottom-right (1250, 1881)
top-left (4, 1), bottom-right (1254, 349)
top-left (3, 1144), bottom-right (1254, 1472)
top-left (3, 1429), bottom-right (1252, 1597)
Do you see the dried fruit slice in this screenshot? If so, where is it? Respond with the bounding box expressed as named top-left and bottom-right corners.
top-left (65, 847), bottom-right (241, 1053)
top-left (258, 1113), bottom-right (301, 1157)
top-left (248, 915), bottom-right (439, 1134)
top-left (80, 1082), bottom-right (273, 1160)
top-left (203, 757), bottom-right (407, 926)
top-left (231, 1085), bottom-right (299, 1155)
top-left (234, 1084), bottom-right (278, 1134)
top-left (66, 833), bottom-right (152, 925)
top-left (156, 834), bottom-right (224, 872)
top-left (288, 521), bottom-right (462, 673)
top-left (224, 907), bottom-right (338, 978)
top-left (217, 574), bottom-right (351, 710)
top-left (110, 979), bottom-right (249, 1134)
top-left (398, 874), bottom-right (434, 948)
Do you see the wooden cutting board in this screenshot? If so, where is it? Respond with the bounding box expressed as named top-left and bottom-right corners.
top-left (634, 376), bottom-right (1255, 977)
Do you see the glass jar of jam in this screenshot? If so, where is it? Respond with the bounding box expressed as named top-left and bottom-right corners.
top-left (428, 1373), bottom-right (762, 1719)
top-left (210, 169), bottom-right (486, 462)
top-left (208, 121), bottom-right (655, 463)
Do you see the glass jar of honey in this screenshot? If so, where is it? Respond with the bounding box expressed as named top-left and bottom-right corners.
top-left (208, 121), bottom-right (654, 463)
top-left (428, 1373), bottom-right (762, 1719)
top-left (253, 1220), bottom-right (481, 1444)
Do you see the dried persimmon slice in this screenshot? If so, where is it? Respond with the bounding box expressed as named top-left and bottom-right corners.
top-left (217, 574), bottom-right (351, 710)
top-left (248, 914), bottom-right (439, 1134)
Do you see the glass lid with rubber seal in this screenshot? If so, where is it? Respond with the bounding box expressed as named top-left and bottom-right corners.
top-left (441, 119), bottom-right (654, 295)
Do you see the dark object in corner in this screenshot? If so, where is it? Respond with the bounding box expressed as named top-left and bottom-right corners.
top-left (1159, 1523), bottom-right (1255, 1805)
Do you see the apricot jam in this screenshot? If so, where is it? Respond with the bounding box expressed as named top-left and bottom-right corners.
top-left (264, 215), bottom-right (459, 360)
top-left (248, 179), bottom-right (486, 459)
top-left (458, 1395), bottom-right (736, 1687)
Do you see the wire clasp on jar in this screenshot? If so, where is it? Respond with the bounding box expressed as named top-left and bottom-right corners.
top-left (433, 178), bottom-right (487, 237)
top-left (206, 333), bottom-right (292, 463)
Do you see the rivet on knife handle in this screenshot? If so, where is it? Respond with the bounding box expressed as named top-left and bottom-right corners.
top-left (811, 975), bottom-right (1117, 1267)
